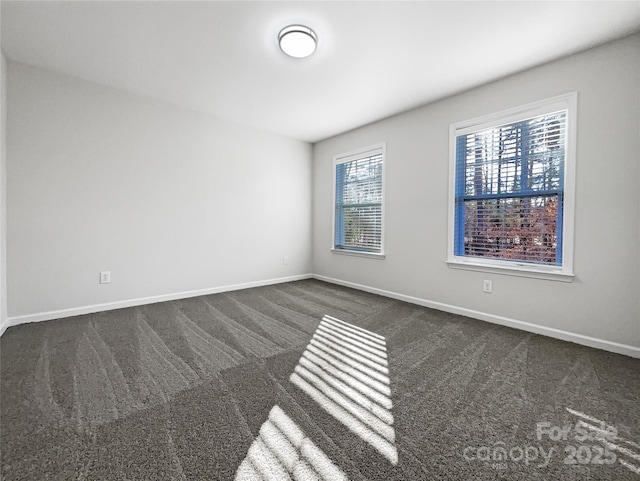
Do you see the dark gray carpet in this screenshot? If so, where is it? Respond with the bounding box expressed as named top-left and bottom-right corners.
top-left (1, 279), bottom-right (638, 480)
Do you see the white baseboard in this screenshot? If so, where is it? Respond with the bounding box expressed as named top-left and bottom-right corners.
top-left (0, 318), bottom-right (9, 338)
top-left (312, 274), bottom-right (640, 359)
top-left (1, 273), bottom-right (313, 335)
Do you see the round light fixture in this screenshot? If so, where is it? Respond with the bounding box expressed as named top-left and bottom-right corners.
top-left (278, 25), bottom-right (317, 58)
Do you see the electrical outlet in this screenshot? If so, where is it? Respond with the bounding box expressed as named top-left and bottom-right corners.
top-left (483, 279), bottom-right (492, 293)
top-left (283, 256), bottom-right (289, 265)
top-left (100, 271), bottom-right (111, 284)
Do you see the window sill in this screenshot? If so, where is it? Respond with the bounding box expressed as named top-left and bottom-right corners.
top-left (331, 249), bottom-right (385, 260)
top-left (446, 259), bottom-right (574, 282)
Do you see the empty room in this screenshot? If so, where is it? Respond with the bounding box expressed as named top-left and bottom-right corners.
top-left (1, 1), bottom-right (639, 480)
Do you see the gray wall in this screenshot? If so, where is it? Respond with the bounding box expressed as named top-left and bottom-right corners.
top-left (312, 34), bottom-right (640, 348)
top-left (7, 61), bottom-right (312, 318)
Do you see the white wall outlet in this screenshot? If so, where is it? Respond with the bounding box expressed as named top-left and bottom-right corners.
top-left (100, 271), bottom-right (111, 284)
top-left (483, 279), bottom-right (492, 293)
top-left (283, 256), bottom-right (289, 265)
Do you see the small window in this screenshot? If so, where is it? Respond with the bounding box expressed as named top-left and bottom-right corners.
top-left (448, 94), bottom-right (576, 280)
top-left (333, 144), bottom-right (385, 256)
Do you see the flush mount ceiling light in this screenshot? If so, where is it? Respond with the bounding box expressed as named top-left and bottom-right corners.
top-left (278, 25), bottom-right (317, 58)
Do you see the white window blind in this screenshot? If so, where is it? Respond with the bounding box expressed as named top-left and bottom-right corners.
top-left (449, 93), bottom-right (577, 279)
top-left (334, 147), bottom-right (384, 254)
top-left (455, 112), bottom-right (566, 265)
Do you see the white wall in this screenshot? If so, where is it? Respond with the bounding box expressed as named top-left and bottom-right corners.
top-left (312, 34), bottom-right (640, 351)
top-left (1, 54), bottom-right (7, 332)
top-left (7, 61), bottom-right (312, 319)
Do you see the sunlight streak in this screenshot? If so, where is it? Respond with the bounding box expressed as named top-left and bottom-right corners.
top-left (312, 334), bottom-right (389, 376)
top-left (314, 330), bottom-right (388, 370)
top-left (321, 318), bottom-right (386, 348)
top-left (290, 373), bottom-right (398, 464)
top-left (307, 343), bottom-right (391, 396)
top-left (235, 405), bottom-right (348, 481)
top-left (291, 316), bottom-right (398, 465)
top-left (293, 364), bottom-right (395, 442)
top-left (323, 315), bottom-right (386, 343)
top-left (302, 350), bottom-right (393, 412)
top-left (235, 315), bottom-right (398, 480)
top-left (317, 323), bottom-right (388, 359)
top-left (619, 459), bottom-right (640, 475)
top-left (308, 339), bottom-right (390, 388)
top-left (566, 407), bottom-right (640, 475)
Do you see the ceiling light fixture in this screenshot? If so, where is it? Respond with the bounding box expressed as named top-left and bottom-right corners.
top-left (278, 25), bottom-right (317, 58)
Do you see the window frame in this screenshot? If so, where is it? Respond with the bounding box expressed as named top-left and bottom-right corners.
top-left (332, 143), bottom-right (386, 259)
top-left (447, 93), bottom-right (577, 282)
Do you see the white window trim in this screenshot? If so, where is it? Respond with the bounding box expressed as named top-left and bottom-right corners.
top-left (330, 249), bottom-right (386, 260)
top-left (332, 143), bottom-right (386, 257)
top-left (447, 93), bottom-right (577, 282)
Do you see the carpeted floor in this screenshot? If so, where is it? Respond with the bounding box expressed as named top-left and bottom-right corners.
top-left (1, 279), bottom-right (638, 480)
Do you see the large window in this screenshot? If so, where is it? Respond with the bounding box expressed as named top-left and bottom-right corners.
top-left (333, 144), bottom-right (385, 256)
top-left (448, 94), bottom-right (576, 280)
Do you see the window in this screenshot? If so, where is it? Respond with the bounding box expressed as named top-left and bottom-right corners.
top-left (333, 144), bottom-right (385, 257)
top-left (448, 93), bottom-right (576, 281)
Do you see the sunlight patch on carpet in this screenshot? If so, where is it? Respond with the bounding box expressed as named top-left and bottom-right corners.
top-left (566, 407), bottom-right (640, 475)
top-left (234, 405), bottom-right (348, 480)
top-left (235, 315), bottom-right (397, 480)
top-left (291, 315), bottom-right (398, 465)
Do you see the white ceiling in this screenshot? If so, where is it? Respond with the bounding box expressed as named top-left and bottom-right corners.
top-left (2, 1), bottom-right (639, 143)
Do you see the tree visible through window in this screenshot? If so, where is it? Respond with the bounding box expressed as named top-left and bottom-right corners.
top-left (334, 146), bottom-right (384, 254)
top-left (452, 100), bottom-right (573, 269)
